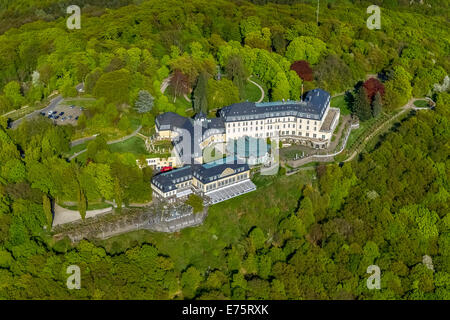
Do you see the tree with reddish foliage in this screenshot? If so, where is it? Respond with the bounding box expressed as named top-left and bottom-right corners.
top-left (290, 60), bottom-right (314, 82)
top-left (363, 78), bottom-right (385, 102)
top-left (169, 69), bottom-right (190, 102)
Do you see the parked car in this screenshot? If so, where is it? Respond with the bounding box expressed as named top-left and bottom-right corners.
top-left (48, 111), bottom-right (53, 115)
top-left (68, 116), bottom-right (73, 119)
top-left (54, 116), bottom-right (59, 120)
top-left (48, 115), bottom-right (53, 119)
top-left (70, 105), bottom-right (75, 109)
top-left (59, 112), bottom-right (64, 116)
top-left (52, 111), bottom-right (57, 114)
top-left (40, 112), bottom-right (45, 116)
top-left (161, 166), bottom-right (173, 172)
top-left (75, 116), bottom-right (79, 120)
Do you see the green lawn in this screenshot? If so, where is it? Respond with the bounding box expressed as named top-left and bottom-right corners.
top-left (331, 95), bottom-right (352, 115)
top-left (71, 136), bottom-right (172, 162)
top-left (60, 98), bottom-right (97, 109)
top-left (242, 79), bottom-right (263, 102)
top-left (74, 151), bottom-right (87, 164)
top-left (298, 161), bottom-right (319, 169)
top-left (59, 202), bottom-right (112, 211)
top-left (3, 105), bottom-right (34, 120)
top-left (97, 171), bottom-right (313, 272)
top-left (342, 112), bottom-right (392, 160)
top-left (243, 76), bottom-right (268, 102)
top-left (66, 142), bottom-right (88, 157)
top-left (346, 115), bottom-right (380, 150)
top-left (165, 91), bottom-right (192, 115)
top-left (413, 100), bottom-right (429, 108)
top-left (108, 136), bottom-right (149, 156)
top-left (129, 116), bottom-right (141, 131)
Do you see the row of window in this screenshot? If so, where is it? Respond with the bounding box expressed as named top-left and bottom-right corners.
top-left (173, 174), bottom-right (192, 184)
top-left (177, 181), bottom-right (192, 188)
top-left (225, 110), bottom-right (321, 122)
top-left (205, 173), bottom-right (247, 191)
top-left (229, 125), bottom-right (321, 135)
top-left (232, 124), bottom-right (317, 131)
top-left (228, 118), bottom-right (317, 127)
top-left (244, 131), bottom-right (326, 139)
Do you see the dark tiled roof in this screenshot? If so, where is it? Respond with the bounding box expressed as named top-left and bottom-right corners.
top-left (152, 165), bottom-right (193, 192)
top-left (193, 158), bottom-right (249, 184)
top-left (208, 117), bottom-right (225, 130)
top-left (152, 159), bottom-right (250, 192)
top-left (219, 88), bottom-right (330, 122)
top-left (194, 111), bottom-right (207, 120)
top-left (155, 112), bottom-right (191, 131)
top-left (155, 88), bottom-right (330, 164)
top-left (157, 113), bottom-right (226, 162)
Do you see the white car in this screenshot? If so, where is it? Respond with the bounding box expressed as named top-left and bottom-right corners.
top-left (48, 110), bottom-right (53, 115)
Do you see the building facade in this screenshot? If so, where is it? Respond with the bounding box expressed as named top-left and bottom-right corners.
top-left (151, 88), bottom-right (339, 205)
top-left (155, 88), bottom-right (340, 166)
top-left (151, 158), bottom-right (256, 204)
top-left (137, 156), bottom-right (179, 170)
top-left (220, 89), bottom-right (339, 149)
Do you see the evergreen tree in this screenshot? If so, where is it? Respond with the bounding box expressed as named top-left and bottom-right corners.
top-left (134, 90), bottom-right (154, 114)
top-left (193, 72), bottom-right (208, 113)
top-left (372, 92), bottom-right (383, 117)
top-left (354, 86), bottom-right (372, 121)
top-left (225, 54), bottom-right (248, 98)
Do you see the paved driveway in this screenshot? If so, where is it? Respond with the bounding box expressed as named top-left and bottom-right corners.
top-left (9, 95), bottom-right (63, 129)
top-left (9, 83), bottom-right (84, 129)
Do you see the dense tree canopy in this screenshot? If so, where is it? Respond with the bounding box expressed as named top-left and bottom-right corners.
top-left (0, 0), bottom-right (448, 301)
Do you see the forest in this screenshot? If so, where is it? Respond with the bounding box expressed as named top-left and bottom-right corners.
top-left (0, 0), bottom-right (448, 299)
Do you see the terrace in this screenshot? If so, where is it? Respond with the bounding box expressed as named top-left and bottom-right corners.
top-left (320, 108), bottom-right (340, 132)
top-left (205, 179), bottom-right (256, 205)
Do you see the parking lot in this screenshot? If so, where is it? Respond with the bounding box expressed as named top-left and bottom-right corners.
top-left (39, 104), bottom-right (83, 126)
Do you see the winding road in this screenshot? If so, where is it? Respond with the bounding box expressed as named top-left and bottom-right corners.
top-left (247, 76), bottom-right (265, 103)
top-left (68, 125), bottom-right (143, 161)
top-left (161, 74), bottom-right (266, 105)
top-left (344, 98), bottom-right (435, 162)
top-left (9, 83), bottom-right (84, 129)
top-left (286, 97), bottom-right (434, 169)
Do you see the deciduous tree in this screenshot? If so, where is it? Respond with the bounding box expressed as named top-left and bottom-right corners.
top-left (290, 60), bottom-right (314, 82)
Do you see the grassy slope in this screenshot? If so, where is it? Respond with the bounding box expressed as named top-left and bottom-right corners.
top-left (98, 170), bottom-right (315, 272)
top-left (108, 136), bottom-right (149, 156)
top-left (330, 95), bottom-right (351, 115)
top-left (242, 77), bottom-right (268, 102)
top-left (413, 100), bottom-right (429, 108)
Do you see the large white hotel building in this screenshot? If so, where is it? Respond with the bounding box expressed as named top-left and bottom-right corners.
top-left (151, 88), bottom-right (340, 202)
top-left (155, 88), bottom-right (340, 154)
top-left (220, 88), bottom-right (339, 148)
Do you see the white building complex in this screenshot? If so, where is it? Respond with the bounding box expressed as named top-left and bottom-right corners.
top-left (156, 88), bottom-right (339, 156)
